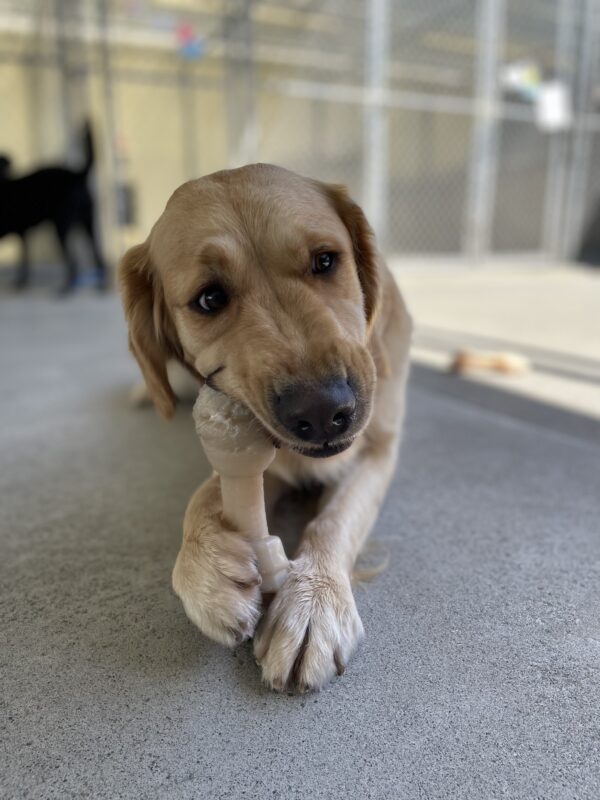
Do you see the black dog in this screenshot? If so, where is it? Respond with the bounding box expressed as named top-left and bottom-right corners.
top-left (0, 123), bottom-right (107, 292)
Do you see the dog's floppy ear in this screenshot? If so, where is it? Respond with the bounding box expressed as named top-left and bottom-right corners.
top-left (118, 241), bottom-right (179, 420)
top-left (317, 182), bottom-right (381, 329)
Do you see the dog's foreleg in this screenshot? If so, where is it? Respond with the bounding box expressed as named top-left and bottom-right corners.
top-left (304, 436), bottom-right (400, 571)
top-left (55, 223), bottom-right (78, 293)
top-left (14, 236), bottom-right (30, 290)
top-left (172, 474), bottom-right (263, 646)
top-left (254, 344), bottom-right (409, 692)
top-left (254, 433), bottom-right (400, 692)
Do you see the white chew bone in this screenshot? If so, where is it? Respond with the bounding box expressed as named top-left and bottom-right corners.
top-left (193, 385), bottom-right (289, 593)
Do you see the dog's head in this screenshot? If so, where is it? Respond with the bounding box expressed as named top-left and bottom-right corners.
top-left (119, 164), bottom-right (381, 458)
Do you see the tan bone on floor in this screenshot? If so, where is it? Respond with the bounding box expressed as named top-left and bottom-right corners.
top-left (449, 349), bottom-right (530, 376)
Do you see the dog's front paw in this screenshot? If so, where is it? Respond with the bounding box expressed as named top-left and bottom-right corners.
top-left (254, 556), bottom-right (364, 692)
top-left (172, 479), bottom-right (262, 647)
top-left (172, 528), bottom-right (262, 647)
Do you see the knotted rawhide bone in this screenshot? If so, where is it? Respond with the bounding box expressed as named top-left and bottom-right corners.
top-left (193, 385), bottom-right (289, 593)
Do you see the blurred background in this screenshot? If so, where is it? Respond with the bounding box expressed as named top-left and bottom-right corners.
top-left (0, 0), bottom-right (599, 418)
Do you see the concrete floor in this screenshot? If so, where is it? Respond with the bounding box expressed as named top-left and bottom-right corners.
top-left (2, 289), bottom-right (600, 799)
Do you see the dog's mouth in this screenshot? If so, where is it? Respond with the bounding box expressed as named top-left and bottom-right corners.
top-left (267, 433), bottom-right (356, 459)
top-left (290, 438), bottom-right (355, 459)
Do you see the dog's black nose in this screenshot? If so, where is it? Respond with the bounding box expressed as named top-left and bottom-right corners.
top-left (274, 378), bottom-right (356, 443)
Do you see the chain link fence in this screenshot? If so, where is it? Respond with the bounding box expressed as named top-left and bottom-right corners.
top-left (1, 0), bottom-right (600, 267)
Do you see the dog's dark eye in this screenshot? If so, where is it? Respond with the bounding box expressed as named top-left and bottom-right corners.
top-left (192, 283), bottom-right (229, 314)
top-left (312, 251), bottom-right (338, 275)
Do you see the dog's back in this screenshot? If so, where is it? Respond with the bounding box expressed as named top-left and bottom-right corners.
top-left (0, 167), bottom-right (89, 237)
top-left (0, 122), bottom-right (94, 238)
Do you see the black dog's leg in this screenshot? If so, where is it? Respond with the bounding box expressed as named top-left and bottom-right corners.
top-left (14, 235), bottom-right (30, 290)
top-left (54, 223), bottom-right (78, 294)
top-left (81, 209), bottom-right (107, 290)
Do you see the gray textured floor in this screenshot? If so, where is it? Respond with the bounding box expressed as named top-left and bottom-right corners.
top-left (2, 293), bottom-right (600, 800)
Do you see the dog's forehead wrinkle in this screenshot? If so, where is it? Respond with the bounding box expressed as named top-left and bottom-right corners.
top-left (197, 236), bottom-right (236, 261)
top-left (156, 169), bottom-right (347, 285)
top-left (214, 170), bottom-right (337, 245)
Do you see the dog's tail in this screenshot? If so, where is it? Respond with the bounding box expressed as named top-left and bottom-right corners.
top-left (80, 120), bottom-right (94, 175)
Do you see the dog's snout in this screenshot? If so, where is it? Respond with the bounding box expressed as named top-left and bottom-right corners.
top-left (274, 378), bottom-right (356, 444)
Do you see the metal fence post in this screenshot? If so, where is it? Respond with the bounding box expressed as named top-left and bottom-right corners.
top-left (224, 0), bottom-right (258, 168)
top-left (542, 0), bottom-right (578, 258)
top-left (97, 0), bottom-right (122, 260)
top-left (561, 0), bottom-right (600, 260)
top-left (463, 0), bottom-right (505, 260)
top-left (179, 62), bottom-right (198, 180)
top-left (362, 0), bottom-right (390, 248)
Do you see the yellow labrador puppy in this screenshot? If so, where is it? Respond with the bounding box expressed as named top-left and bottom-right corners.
top-left (119, 164), bottom-right (411, 692)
